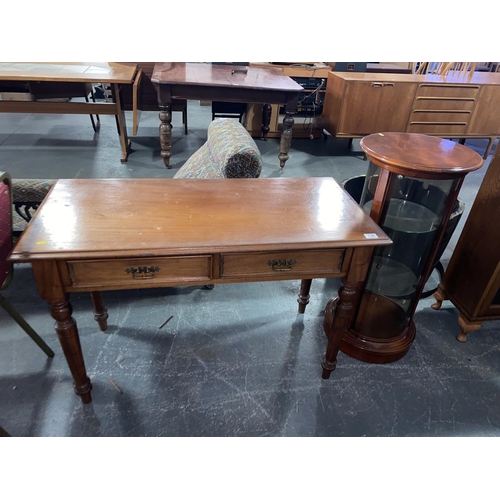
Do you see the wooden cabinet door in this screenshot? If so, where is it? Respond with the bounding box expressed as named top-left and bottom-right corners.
top-left (467, 85), bottom-right (500, 135)
top-left (339, 81), bottom-right (417, 134)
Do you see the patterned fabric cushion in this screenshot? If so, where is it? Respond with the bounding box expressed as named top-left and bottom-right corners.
top-left (10, 179), bottom-right (55, 234)
top-left (12, 179), bottom-right (56, 203)
top-left (12, 212), bottom-right (28, 234)
top-left (174, 118), bottom-right (262, 179)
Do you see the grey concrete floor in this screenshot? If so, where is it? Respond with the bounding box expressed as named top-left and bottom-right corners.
top-left (1, 100), bottom-right (499, 437)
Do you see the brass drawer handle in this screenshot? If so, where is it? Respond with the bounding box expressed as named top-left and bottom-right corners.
top-left (267, 259), bottom-right (297, 271)
top-left (370, 82), bottom-right (383, 87)
top-left (125, 266), bottom-right (161, 279)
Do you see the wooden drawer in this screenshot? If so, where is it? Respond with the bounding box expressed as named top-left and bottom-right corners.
top-left (407, 123), bottom-right (467, 134)
top-left (409, 111), bottom-right (472, 123)
top-left (413, 98), bottom-right (476, 111)
top-left (416, 84), bottom-right (479, 99)
top-left (68, 256), bottom-right (212, 288)
top-left (221, 249), bottom-right (345, 278)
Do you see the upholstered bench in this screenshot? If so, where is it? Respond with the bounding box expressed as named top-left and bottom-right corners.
top-left (11, 179), bottom-right (56, 236)
top-left (173, 118), bottom-right (262, 179)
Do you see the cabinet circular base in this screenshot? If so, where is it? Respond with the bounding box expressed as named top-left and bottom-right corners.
top-left (340, 321), bottom-right (416, 364)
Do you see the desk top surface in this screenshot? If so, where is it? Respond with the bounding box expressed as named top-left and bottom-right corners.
top-left (0, 62), bottom-right (137, 83)
top-left (151, 63), bottom-right (304, 92)
top-left (10, 178), bottom-right (390, 261)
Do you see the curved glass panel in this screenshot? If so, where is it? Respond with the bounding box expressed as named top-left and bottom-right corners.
top-left (355, 162), bottom-right (459, 339)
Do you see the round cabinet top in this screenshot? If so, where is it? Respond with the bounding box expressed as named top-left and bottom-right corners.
top-left (360, 133), bottom-right (484, 179)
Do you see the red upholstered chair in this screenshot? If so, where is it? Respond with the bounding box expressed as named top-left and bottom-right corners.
top-left (0, 171), bottom-right (54, 357)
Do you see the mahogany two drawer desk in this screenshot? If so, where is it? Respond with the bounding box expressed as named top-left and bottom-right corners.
top-left (9, 177), bottom-right (390, 403)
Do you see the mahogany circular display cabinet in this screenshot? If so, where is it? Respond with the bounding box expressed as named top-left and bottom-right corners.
top-left (338, 132), bottom-right (483, 364)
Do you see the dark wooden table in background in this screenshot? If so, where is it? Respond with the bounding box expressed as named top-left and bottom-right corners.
top-left (151, 62), bottom-right (304, 169)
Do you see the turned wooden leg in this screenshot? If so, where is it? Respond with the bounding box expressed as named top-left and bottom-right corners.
top-left (50, 298), bottom-right (92, 404)
top-left (278, 113), bottom-right (294, 168)
top-left (457, 314), bottom-right (482, 343)
top-left (431, 285), bottom-right (447, 310)
top-left (261, 103), bottom-right (272, 141)
top-left (159, 103), bottom-right (173, 168)
top-left (90, 292), bottom-right (108, 331)
top-left (297, 279), bottom-right (312, 314)
top-left (322, 283), bottom-right (359, 379)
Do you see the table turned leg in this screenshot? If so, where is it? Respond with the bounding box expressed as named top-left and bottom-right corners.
top-left (297, 279), bottom-right (312, 314)
top-left (159, 104), bottom-right (173, 168)
top-left (50, 298), bottom-right (92, 403)
top-left (322, 283), bottom-right (359, 379)
top-left (90, 292), bottom-right (108, 331)
top-left (278, 112), bottom-right (295, 168)
top-left (261, 103), bottom-right (272, 141)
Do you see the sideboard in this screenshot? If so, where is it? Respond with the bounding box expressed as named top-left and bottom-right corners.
top-left (321, 71), bottom-right (500, 158)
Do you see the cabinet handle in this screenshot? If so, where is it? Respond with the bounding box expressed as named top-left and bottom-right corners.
top-left (370, 82), bottom-right (395, 88)
top-left (125, 266), bottom-right (161, 279)
top-left (267, 259), bottom-right (297, 271)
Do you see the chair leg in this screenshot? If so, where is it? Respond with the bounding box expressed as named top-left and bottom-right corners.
top-left (183, 107), bottom-right (188, 135)
top-left (84, 95), bottom-right (98, 133)
top-left (90, 87), bottom-right (100, 130)
top-left (0, 293), bottom-right (54, 357)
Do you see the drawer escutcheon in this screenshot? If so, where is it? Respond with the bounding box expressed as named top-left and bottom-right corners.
top-left (125, 266), bottom-right (160, 280)
top-left (267, 259), bottom-right (297, 271)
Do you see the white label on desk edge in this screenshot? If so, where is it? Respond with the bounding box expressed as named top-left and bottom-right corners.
top-left (364, 233), bottom-right (379, 239)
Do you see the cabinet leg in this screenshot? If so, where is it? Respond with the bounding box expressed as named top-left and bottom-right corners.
top-left (431, 285), bottom-right (447, 310)
top-left (457, 314), bottom-right (482, 343)
top-left (90, 292), bottom-right (108, 331)
top-left (483, 137), bottom-right (496, 159)
top-left (297, 279), bottom-right (312, 314)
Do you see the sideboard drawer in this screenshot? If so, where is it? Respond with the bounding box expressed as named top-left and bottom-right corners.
top-left (413, 98), bottom-right (476, 111)
top-left (409, 111), bottom-right (472, 123)
top-left (407, 123), bottom-right (467, 134)
top-left (68, 256), bottom-right (212, 287)
top-left (221, 249), bottom-right (345, 278)
top-left (416, 84), bottom-right (480, 99)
